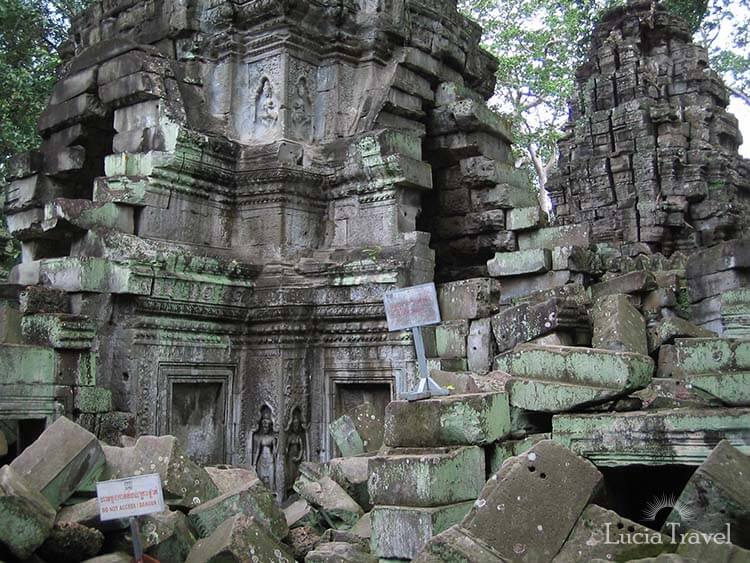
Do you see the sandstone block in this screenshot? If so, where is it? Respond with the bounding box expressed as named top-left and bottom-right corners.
top-left (371, 502), bottom-right (474, 560)
top-left (494, 344), bottom-right (653, 412)
top-left (553, 408), bottom-right (750, 466)
top-left (139, 510), bottom-right (196, 563)
top-left (39, 521), bottom-right (104, 562)
top-left (0, 465), bottom-right (56, 559)
top-left (384, 392), bottom-right (510, 447)
top-left (491, 297), bottom-right (589, 353)
top-left (327, 456), bottom-right (371, 512)
top-left (592, 293), bottom-right (648, 355)
top-left (188, 479), bottom-right (288, 541)
top-left (185, 514), bottom-right (294, 563)
top-left (487, 248), bottom-right (552, 277)
top-left (413, 524), bottom-right (506, 562)
top-left (329, 414), bottom-right (365, 457)
top-left (368, 446), bottom-right (485, 507)
top-left (517, 224), bottom-right (590, 250)
top-left (305, 541), bottom-right (377, 562)
top-left (467, 318), bottom-right (495, 373)
top-left (461, 440), bottom-right (602, 562)
top-left (102, 435), bottom-right (218, 508)
top-left (554, 504), bottom-right (673, 562)
top-left (591, 271), bottom-right (658, 298)
top-left (507, 206), bottom-right (545, 231)
top-left (647, 317), bottom-right (716, 353)
top-left (663, 440), bottom-right (750, 548)
top-left (349, 402), bottom-right (384, 452)
top-left (436, 278), bottom-right (500, 320)
top-left (294, 463), bottom-right (363, 528)
top-left (204, 465), bottom-right (258, 495)
top-left (435, 319), bottom-right (468, 359)
top-left (10, 416), bottom-right (104, 507)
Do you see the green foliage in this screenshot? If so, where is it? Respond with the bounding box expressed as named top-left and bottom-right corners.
top-left (0, 0), bottom-right (90, 170)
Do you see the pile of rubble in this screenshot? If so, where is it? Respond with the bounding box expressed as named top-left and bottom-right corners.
top-left (1, 416), bottom-right (322, 562)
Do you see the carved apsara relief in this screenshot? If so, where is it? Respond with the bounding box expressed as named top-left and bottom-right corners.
top-left (251, 404), bottom-right (278, 490)
top-left (284, 405), bottom-right (308, 494)
top-left (290, 77), bottom-right (313, 141)
top-left (254, 76), bottom-right (280, 139)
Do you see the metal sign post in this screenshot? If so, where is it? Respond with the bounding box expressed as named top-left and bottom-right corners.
top-left (384, 283), bottom-right (450, 401)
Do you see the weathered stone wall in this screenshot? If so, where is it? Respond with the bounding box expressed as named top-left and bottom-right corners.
top-left (547, 0), bottom-right (750, 254)
top-left (0, 0), bottom-right (527, 498)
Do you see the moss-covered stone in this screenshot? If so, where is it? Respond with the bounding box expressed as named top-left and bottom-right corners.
top-left (368, 446), bottom-right (484, 507)
top-left (371, 501), bottom-right (474, 560)
top-left (384, 392), bottom-right (510, 447)
top-left (0, 465), bottom-right (56, 560)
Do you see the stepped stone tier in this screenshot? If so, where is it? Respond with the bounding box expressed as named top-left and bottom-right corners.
top-left (0, 0), bottom-right (522, 499)
top-left (546, 1), bottom-right (750, 254)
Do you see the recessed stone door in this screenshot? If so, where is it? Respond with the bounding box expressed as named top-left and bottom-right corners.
top-left (158, 365), bottom-right (235, 466)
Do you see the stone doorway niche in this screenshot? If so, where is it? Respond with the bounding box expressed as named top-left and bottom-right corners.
top-left (157, 364), bottom-right (236, 466)
top-left (325, 365), bottom-right (394, 457)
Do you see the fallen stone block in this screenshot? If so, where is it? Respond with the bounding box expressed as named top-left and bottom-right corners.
top-left (671, 338), bottom-right (750, 406)
top-left (591, 271), bottom-right (658, 299)
top-left (487, 248), bottom-right (552, 277)
top-left (685, 239), bottom-right (750, 280)
top-left (553, 504), bottom-right (674, 562)
top-left (38, 521), bottom-right (104, 562)
top-left (467, 318), bottom-right (495, 373)
top-left (102, 435), bottom-right (218, 508)
top-left (494, 344), bottom-right (653, 412)
top-left (371, 502), bottom-right (474, 560)
top-left (350, 512), bottom-right (371, 540)
top-left (507, 206), bottom-right (545, 231)
top-left (491, 297), bottom-right (589, 353)
top-left (436, 278), bottom-right (501, 320)
top-left (349, 402), bottom-right (384, 452)
top-left (517, 224), bottom-right (591, 250)
top-left (592, 293), bottom-right (648, 355)
top-left (430, 369), bottom-right (481, 394)
top-left (676, 538), bottom-right (750, 562)
top-left (552, 407), bottom-right (750, 466)
top-left (721, 288), bottom-right (750, 338)
top-left (435, 319), bottom-right (468, 359)
top-left (10, 416), bottom-right (104, 507)
top-left (294, 462), bottom-right (363, 528)
top-left (0, 465), bottom-right (56, 559)
top-left (286, 525), bottom-right (320, 561)
top-left (284, 498), bottom-right (314, 528)
top-left (426, 357), bottom-right (469, 372)
top-left (138, 509), bottom-right (196, 563)
top-left (663, 440), bottom-right (750, 548)
top-left (632, 378), bottom-right (723, 409)
top-left (329, 415), bottom-right (365, 457)
top-left (188, 478), bottom-right (288, 541)
top-left (56, 497), bottom-right (129, 531)
top-left (305, 541), bottom-right (377, 562)
top-left (384, 392), bottom-right (510, 447)
top-left (487, 433), bottom-right (551, 474)
top-left (688, 269), bottom-right (750, 303)
top-left (327, 455), bottom-right (371, 512)
top-left (412, 524), bottom-right (506, 562)
top-left (461, 440), bottom-right (602, 562)
top-left (185, 514), bottom-right (294, 563)
top-left (368, 446), bottom-right (485, 507)
top-left (498, 270), bottom-right (574, 304)
top-left (647, 317), bottom-right (716, 353)
top-left (204, 465), bottom-right (258, 495)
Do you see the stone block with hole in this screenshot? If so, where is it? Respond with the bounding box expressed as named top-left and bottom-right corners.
top-left (460, 440), bottom-right (602, 562)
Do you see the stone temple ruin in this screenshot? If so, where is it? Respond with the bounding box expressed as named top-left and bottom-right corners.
top-left (1, 0), bottom-right (750, 561)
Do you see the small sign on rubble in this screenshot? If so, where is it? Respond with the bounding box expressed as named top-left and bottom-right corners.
top-left (97, 473), bottom-right (165, 521)
top-left (384, 283), bottom-right (449, 401)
